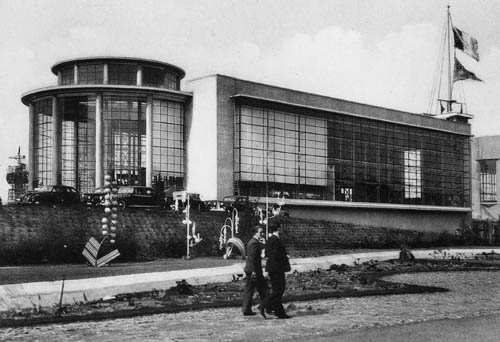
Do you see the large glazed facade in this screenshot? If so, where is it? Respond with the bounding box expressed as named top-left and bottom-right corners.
top-left (23, 58), bottom-right (472, 232)
top-left (22, 57), bottom-right (190, 192)
top-left (185, 75), bottom-right (471, 232)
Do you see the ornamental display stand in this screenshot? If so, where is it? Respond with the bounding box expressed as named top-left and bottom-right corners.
top-left (82, 175), bottom-right (120, 267)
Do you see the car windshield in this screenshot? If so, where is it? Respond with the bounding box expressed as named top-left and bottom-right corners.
top-left (118, 187), bottom-right (134, 194)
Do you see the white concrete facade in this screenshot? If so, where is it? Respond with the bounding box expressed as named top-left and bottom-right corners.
top-left (185, 76), bottom-right (219, 200)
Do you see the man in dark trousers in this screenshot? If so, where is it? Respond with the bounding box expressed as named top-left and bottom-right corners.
top-left (241, 225), bottom-right (268, 316)
top-left (261, 224), bottom-right (291, 319)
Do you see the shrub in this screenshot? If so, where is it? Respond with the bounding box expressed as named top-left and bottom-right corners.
top-left (0, 205), bottom-right (482, 265)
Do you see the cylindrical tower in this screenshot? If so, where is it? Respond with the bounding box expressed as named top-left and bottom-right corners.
top-left (21, 57), bottom-right (191, 193)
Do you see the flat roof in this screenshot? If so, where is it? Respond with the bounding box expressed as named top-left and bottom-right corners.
top-left (21, 85), bottom-right (192, 105)
top-left (231, 93), bottom-right (471, 136)
top-left (193, 74), bottom-right (471, 136)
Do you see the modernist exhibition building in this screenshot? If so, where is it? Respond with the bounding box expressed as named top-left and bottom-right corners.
top-left (21, 57), bottom-right (472, 232)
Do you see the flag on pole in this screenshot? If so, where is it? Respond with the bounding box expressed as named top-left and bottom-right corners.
top-left (454, 57), bottom-right (482, 82)
top-left (453, 26), bottom-right (479, 61)
top-left (440, 102), bottom-right (445, 114)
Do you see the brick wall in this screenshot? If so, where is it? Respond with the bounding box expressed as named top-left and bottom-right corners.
top-left (280, 217), bottom-right (448, 256)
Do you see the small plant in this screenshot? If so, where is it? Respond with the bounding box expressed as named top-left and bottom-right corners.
top-left (173, 280), bottom-right (194, 295)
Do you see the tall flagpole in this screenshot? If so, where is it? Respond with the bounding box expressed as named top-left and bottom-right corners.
top-left (447, 5), bottom-right (453, 112)
top-left (265, 114), bottom-right (269, 239)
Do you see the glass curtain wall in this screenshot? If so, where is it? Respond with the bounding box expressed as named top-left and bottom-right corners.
top-left (32, 98), bottom-right (53, 188)
top-left (235, 104), bottom-right (470, 207)
top-left (152, 99), bottom-right (184, 189)
top-left (143, 66), bottom-right (165, 88)
top-left (103, 96), bottom-right (146, 185)
top-left (236, 105), bottom-right (327, 198)
top-left (60, 97), bottom-right (96, 192)
top-left (165, 72), bottom-right (179, 90)
top-left (108, 64), bottom-right (136, 85)
top-left (78, 64), bottom-right (104, 84)
top-left (60, 67), bottom-right (74, 85)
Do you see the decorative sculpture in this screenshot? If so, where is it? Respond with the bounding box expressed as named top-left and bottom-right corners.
top-left (182, 192), bottom-right (202, 260)
top-left (82, 174), bottom-right (120, 267)
top-left (219, 208), bottom-right (246, 259)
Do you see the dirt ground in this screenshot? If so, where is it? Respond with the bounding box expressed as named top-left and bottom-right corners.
top-left (3, 256), bottom-right (500, 328)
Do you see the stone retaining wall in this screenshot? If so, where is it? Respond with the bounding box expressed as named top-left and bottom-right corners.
top-left (0, 205), bottom-right (486, 265)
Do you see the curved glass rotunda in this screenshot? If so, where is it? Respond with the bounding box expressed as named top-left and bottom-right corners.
top-left (21, 57), bottom-right (191, 193)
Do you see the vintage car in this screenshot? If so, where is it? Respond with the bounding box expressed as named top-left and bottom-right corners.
top-left (82, 186), bottom-right (107, 207)
top-left (163, 185), bottom-right (184, 207)
top-left (20, 185), bottom-right (80, 205)
top-left (114, 186), bottom-right (161, 210)
top-left (222, 195), bottom-right (255, 213)
top-left (269, 191), bottom-right (292, 199)
top-left (171, 191), bottom-right (208, 211)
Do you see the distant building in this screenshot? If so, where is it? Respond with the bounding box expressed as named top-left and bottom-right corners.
top-left (472, 135), bottom-right (500, 222)
top-left (22, 57), bottom-right (472, 232)
top-left (5, 148), bottom-right (28, 202)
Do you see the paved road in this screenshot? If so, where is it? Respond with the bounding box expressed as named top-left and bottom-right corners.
top-left (2, 270), bottom-right (500, 341)
top-left (314, 314), bottom-right (500, 342)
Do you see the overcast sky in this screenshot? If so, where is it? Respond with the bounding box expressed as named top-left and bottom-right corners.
top-left (0, 0), bottom-right (499, 200)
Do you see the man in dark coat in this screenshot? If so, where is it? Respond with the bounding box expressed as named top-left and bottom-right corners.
top-left (241, 225), bottom-right (268, 316)
top-left (261, 225), bottom-right (291, 319)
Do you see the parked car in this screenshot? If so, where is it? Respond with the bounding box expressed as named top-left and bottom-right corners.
top-left (171, 191), bottom-right (208, 211)
top-left (20, 185), bottom-right (80, 206)
top-left (163, 185), bottom-right (184, 207)
top-left (222, 195), bottom-right (255, 213)
top-left (114, 186), bottom-right (161, 210)
top-left (297, 192), bottom-right (322, 200)
top-left (82, 186), bottom-right (107, 207)
top-left (269, 191), bottom-right (292, 199)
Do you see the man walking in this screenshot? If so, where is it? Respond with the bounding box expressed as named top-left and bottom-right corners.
top-left (261, 225), bottom-right (291, 319)
top-left (241, 225), bottom-right (268, 317)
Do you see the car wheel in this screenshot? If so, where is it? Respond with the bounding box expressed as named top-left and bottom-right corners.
top-left (117, 199), bottom-right (126, 210)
